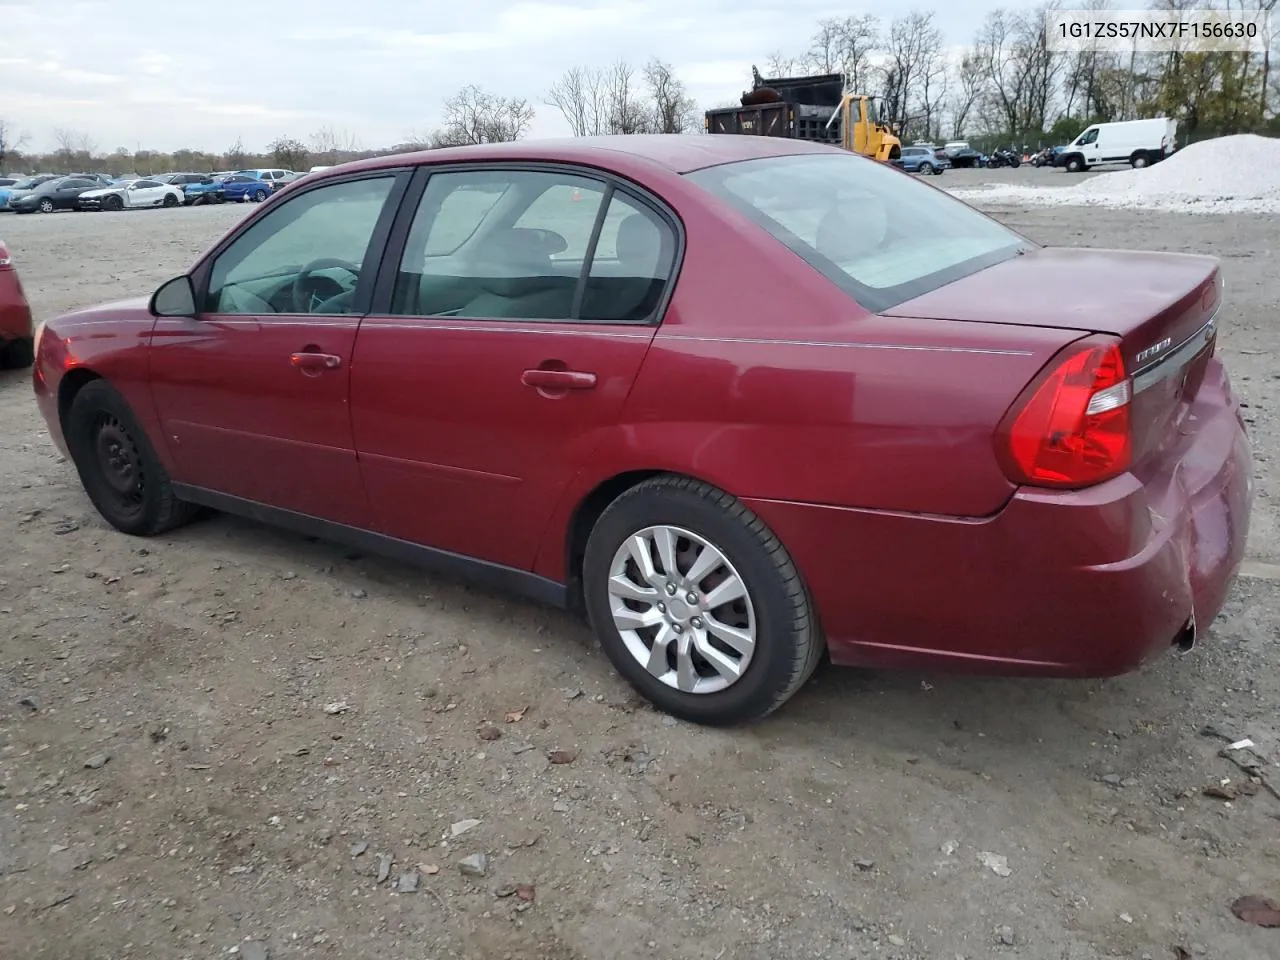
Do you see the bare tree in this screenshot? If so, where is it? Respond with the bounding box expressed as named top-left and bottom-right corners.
top-left (431, 85), bottom-right (534, 146)
top-left (604, 62), bottom-right (652, 134)
top-left (0, 117), bottom-right (29, 171)
top-left (644, 58), bottom-right (699, 133)
top-left (764, 50), bottom-right (798, 76)
top-left (224, 137), bottom-right (248, 170)
top-left (546, 66), bottom-right (611, 136)
top-left (949, 53), bottom-right (988, 138)
top-left (308, 125), bottom-right (362, 165)
top-left (834, 15), bottom-right (882, 93)
top-left (809, 18), bottom-right (846, 73)
top-left (546, 62), bottom-right (662, 136)
top-left (52, 127), bottom-right (96, 172)
top-left (268, 136), bottom-right (309, 170)
top-left (881, 11), bottom-right (943, 137)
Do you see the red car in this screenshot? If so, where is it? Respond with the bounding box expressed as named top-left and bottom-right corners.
top-left (32, 136), bottom-right (1253, 726)
top-left (0, 239), bottom-right (34, 369)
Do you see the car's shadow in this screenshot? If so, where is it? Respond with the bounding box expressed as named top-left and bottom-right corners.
top-left (146, 505), bottom-right (1218, 777)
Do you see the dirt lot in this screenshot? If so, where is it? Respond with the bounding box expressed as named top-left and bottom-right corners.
top-left (2, 170), bottom-right (1278, 960)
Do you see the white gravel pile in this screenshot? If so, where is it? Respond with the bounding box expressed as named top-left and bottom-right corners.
top-left (949, 134), bottom-right (1280, 214)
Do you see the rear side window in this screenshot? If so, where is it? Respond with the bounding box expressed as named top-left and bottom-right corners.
top-left (686, 152), bottom-right (1030, 312)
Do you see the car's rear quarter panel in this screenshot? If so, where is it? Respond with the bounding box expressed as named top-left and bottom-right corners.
top-left (533, 170), bottom-right (1085, 582)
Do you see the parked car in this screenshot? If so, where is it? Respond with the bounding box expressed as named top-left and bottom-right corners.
top-left (942, 141), bottom-right (983, 168)
top-left (0, 238), bottom-right (34, 368)
top-left (0, 178), bottom-right (18, 210)
top-left (896, 145), bottom-right (950, 175)
top-left (9, 176), bottom-right (103, 213)
top-left (181, 176), bottom-right (227, 205)
top-left (217, 173), bottom-right (272, 203)
top-left (31, 135), bottom-right (1253, 726)
top-left (2, 175), bottom-right (59, 210)
top-left (1055, 118), bottom-right (1177, 172)
top-left (237, 168), bottom-right (295, 188)
top-left (77, 179), bottom-right (185, 211)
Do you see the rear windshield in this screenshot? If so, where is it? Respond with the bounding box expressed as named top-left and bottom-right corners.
top-left (686, 152), bottom-right (1031, 312)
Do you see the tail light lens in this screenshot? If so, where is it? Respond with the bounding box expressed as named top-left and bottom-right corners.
top-left (996, 336), bottom-right (1132, 488)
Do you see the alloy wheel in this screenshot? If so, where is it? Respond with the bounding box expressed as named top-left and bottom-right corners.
top-left (607, 525), bottom-right (756, 694)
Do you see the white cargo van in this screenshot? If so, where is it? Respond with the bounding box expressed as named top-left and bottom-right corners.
top-left (1056, 118), bottom-right (1177, 172)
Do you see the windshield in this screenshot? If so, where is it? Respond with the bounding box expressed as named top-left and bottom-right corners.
top-left (685, 152), bottom-right (1031, 312)
top-left (12, 178), bottom-right (43, 189)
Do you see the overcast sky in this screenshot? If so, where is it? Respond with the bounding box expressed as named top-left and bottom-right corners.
top-left (1, 0), bottom-right (1037, 155)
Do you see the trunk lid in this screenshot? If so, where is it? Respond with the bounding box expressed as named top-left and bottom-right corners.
top-left (885, 246), bottom-right (1222, 472)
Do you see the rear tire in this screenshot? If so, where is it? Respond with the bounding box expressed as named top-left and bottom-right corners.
top-left (253, 188), bottom-right (268, 202)
top-left (582, 475), bottom-right (822, 726)
top-left (1130, 153), bottom-right (1149, 168)
top-left (64, 379), bottom-right (198, 536)
top-left (0, 337), bottom-right (34, 369)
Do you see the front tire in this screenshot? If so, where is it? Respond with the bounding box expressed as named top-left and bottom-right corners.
top-left (1065, 156), bottom-right (1084, 172)
top-left (582, 476), bottom-right (822, 726)
top-left (64, 380), bottom-right (198, 536)
top-left (0, 337), bottom-right (34, 369)
top-left (37, 198), bottom-right (54, 213)
top-left (162, 193), bottom-right (179, 208)
top-left (104, 194), bottom-right (123, 211)
top-left (918, 162), bottom-right (935, 175)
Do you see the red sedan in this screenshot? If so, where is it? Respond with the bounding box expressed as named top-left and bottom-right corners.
top-left (32, 136), bottom-right (1253, 725)
top-left (0, 239), bottom-right (34, 369)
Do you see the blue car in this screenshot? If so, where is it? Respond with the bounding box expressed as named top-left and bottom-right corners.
top-left (216, 173), bottom-right (273, 203)
top-left (897, 145), bottom-right (951, 175)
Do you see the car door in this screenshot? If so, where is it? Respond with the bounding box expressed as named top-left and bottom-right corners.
top-left (148, 170), bottom-right (408, 526)
top-left (350, 165), bottom-right (678, 570)
top-left (55, 178), bottom-right (92, 209)
top-left (128, 180), bottom-right (161, 207)
top-left (1076, 126), bottom-right (1101, 165)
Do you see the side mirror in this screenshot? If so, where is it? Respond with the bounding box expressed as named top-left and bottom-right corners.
top-left (150, 274), bottom-right (197, 318)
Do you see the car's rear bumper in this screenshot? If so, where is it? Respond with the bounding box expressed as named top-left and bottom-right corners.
top-left (744, 358), bottom-right (1253, 677)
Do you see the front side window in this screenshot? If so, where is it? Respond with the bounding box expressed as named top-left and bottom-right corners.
top-left (1077, 128), bottom-right (1099, 145)
top-left (206, 175), bottom-right (396, 316)
top-left (686, 152), bottom-right (1029, 312)
top-left (134, 180), bottom-right (160, 189)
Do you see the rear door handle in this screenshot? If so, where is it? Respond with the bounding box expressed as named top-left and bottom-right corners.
top-left (291, 352), bottom-right (342, 372)
top-left (521, 369), bottom-right (597, 390)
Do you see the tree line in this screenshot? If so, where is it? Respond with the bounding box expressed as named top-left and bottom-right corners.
top-left (2, 1), bottom-right (1276, 175)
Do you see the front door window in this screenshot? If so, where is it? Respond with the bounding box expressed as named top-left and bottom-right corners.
top-left (205, 175), bottom-right (397, 315)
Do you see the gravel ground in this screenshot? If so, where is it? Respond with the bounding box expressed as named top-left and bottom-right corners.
top-left (2, 170), bottom-right (1279, 960)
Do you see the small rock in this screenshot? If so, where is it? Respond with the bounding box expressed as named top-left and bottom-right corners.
top-left (377, 854), bottom-right (393, 883)
top-left (350, 842), bottom-right (368, 857)
top-left (854, 859), bottom-right (875, 871)
top-left (239, 942), bottom-right (269, 960)
top-left (548, 749), bottom-right (577, 765)
top-left (978, 852), bottom-right (1011, 877)
top-left (511, 742), bottom-right (535, 755)
top-left (322, 701), bottom-right (349, 715)
top-left (449, 818), bottom-right (482, 838)
top-left (458, 853), bottom-right (488, 877)
top-left (351, 589), bottom-right (367, 599)
top-left (281, 571), bottom-right (297, 581)
top-left (1100, 773), bottom-right (1123, 786)
top-left (396, 871), bottom-right (418, 893)
top-left (888, 934), bottom-right (906, 947)
top-left (478, 726), bottom-right (502, 741)
top-left (515, 883), bottom-right (535, 902)
top-left (18, 695), bottom-right (39, 712)
top-left (1119, 912), bottom-right (1133, 923)
top-left (83, 753), bottom-right (110, 770)
top-left (995, 925), bottom-right (1015, 945)
top-left (552, 801), bottom-right (570, 813)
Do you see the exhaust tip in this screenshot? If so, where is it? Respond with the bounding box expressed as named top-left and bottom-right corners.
top-left (1174, 615), bottom-right (1197, 654)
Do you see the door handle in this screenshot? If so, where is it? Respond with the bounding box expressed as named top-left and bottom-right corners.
top-left (521, 369), bottom-right (597, 390)
top-left (291, 352), bottom-right (342, 372)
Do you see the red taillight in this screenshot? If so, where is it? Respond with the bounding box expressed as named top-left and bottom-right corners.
top-left (996, 336), bottom-right (1132, 488)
